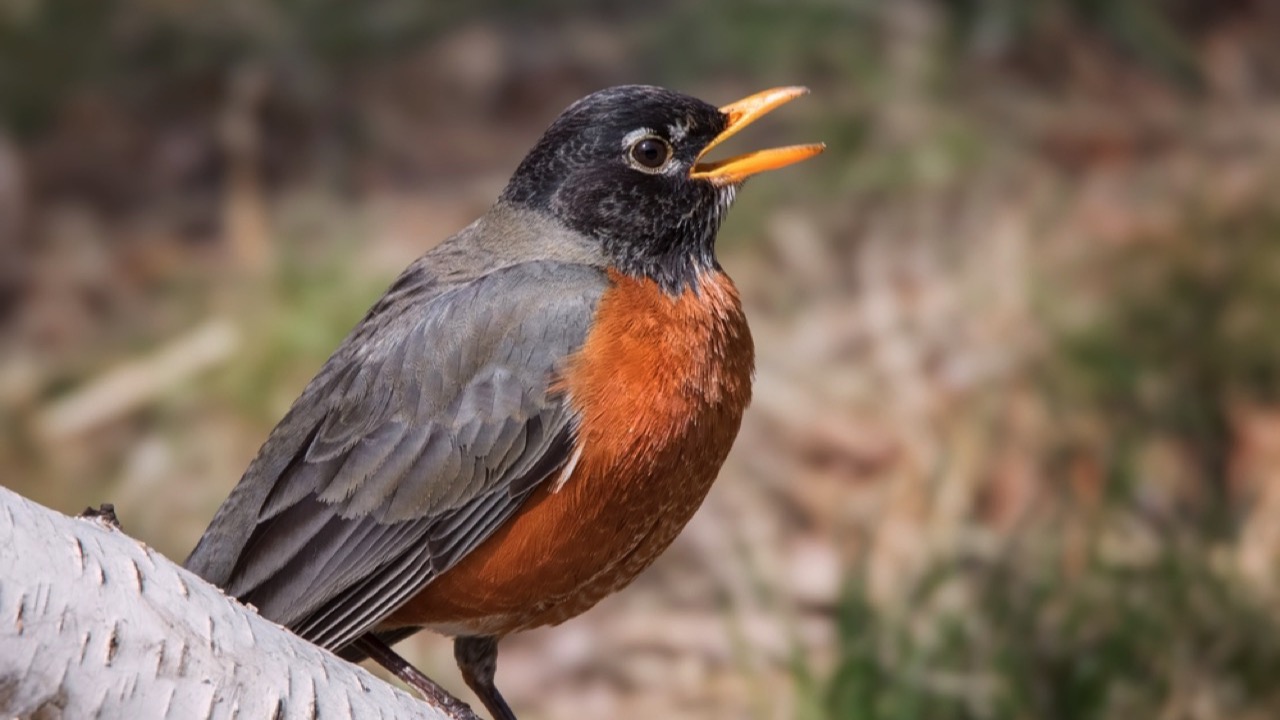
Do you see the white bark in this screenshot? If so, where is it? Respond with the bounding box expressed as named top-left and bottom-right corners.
top-left (0, 487), bottom-right (448, 720)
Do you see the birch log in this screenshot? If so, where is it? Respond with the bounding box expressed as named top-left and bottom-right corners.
top-left (0, 487), bottom-right (454, 720)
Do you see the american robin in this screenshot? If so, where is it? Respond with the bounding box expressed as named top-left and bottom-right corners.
top-left (185, 85), bottom-right (822, 719)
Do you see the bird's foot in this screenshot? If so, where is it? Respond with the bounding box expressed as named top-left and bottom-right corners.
top-left (400, 665), bottom-right (481, 719)
top-left (353, 634), bottom-right (482, 720)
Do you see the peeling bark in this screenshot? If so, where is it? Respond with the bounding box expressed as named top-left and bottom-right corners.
top-left (0, 487), bottom-right (453, 719)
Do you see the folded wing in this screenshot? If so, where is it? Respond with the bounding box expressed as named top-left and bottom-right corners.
top-left (185, 260), bottom-right (606, 652)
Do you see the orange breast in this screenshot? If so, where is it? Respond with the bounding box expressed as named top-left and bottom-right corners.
top-left (383, 268), bottom-right (754, 637)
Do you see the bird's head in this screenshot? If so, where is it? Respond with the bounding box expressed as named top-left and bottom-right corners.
top-left (501, 85), bottom-right (823, 293)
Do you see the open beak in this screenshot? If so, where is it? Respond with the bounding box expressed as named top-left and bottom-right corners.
top-left (690, 86), bottom-right (825, 185)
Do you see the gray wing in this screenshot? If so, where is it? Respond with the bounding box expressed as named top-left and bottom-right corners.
top-left (184, 259), bottom-right (606, 652)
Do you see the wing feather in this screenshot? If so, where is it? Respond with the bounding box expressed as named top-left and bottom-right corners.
top-left (184, 259), bottom-right (606, 651)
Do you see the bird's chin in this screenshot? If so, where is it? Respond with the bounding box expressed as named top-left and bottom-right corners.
top-left (711, 183), bottom-right (739, 226)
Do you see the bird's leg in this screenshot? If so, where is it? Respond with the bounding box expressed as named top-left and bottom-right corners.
top-left (455, 636), bottom-right (518, 720)
top-left (352, 634), bottom-right (481, 720)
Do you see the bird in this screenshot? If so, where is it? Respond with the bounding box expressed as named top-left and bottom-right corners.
top-left (184, 84), bottom-right (822, 720)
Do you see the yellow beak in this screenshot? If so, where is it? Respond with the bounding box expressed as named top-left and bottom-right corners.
top-left (690, 86), bottom-right (825, 185)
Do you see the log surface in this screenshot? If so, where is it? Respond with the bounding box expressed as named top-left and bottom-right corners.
top-left (0, 487), bottom-right (447, 720)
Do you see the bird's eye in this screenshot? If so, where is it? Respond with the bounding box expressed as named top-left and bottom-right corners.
top-left (628, 137), bottom-right (672, 171)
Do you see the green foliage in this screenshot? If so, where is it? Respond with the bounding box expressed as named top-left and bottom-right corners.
top-left (0, 0), bottom-right (486, 135)
top-left (806, 199), bottom-right (1280, 719)
top-left (1054, 208), bottom-right (1280, 509)
top-left (816, 536), bottom-right (1280, 719)
top-left (646, 0), bottom-right (1213, 91)
top-left (940, 0), bottom-right (1205, 85)
top-left (2, 0), bottom-right (1223, 137)
top-left (645, 0), bottom-right (885, 87)
top-left (0, 0), bottom-right (115, 134)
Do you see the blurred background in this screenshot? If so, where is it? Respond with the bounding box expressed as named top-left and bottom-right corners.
top-left (4, 1), bottom-right (1280, 718)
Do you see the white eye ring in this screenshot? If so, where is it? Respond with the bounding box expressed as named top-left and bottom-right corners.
top-left (626, 135), bottom-right (673, 173)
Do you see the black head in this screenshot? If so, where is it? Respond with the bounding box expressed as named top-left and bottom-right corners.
top-left (500, 85), bottom-right (821, 294)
